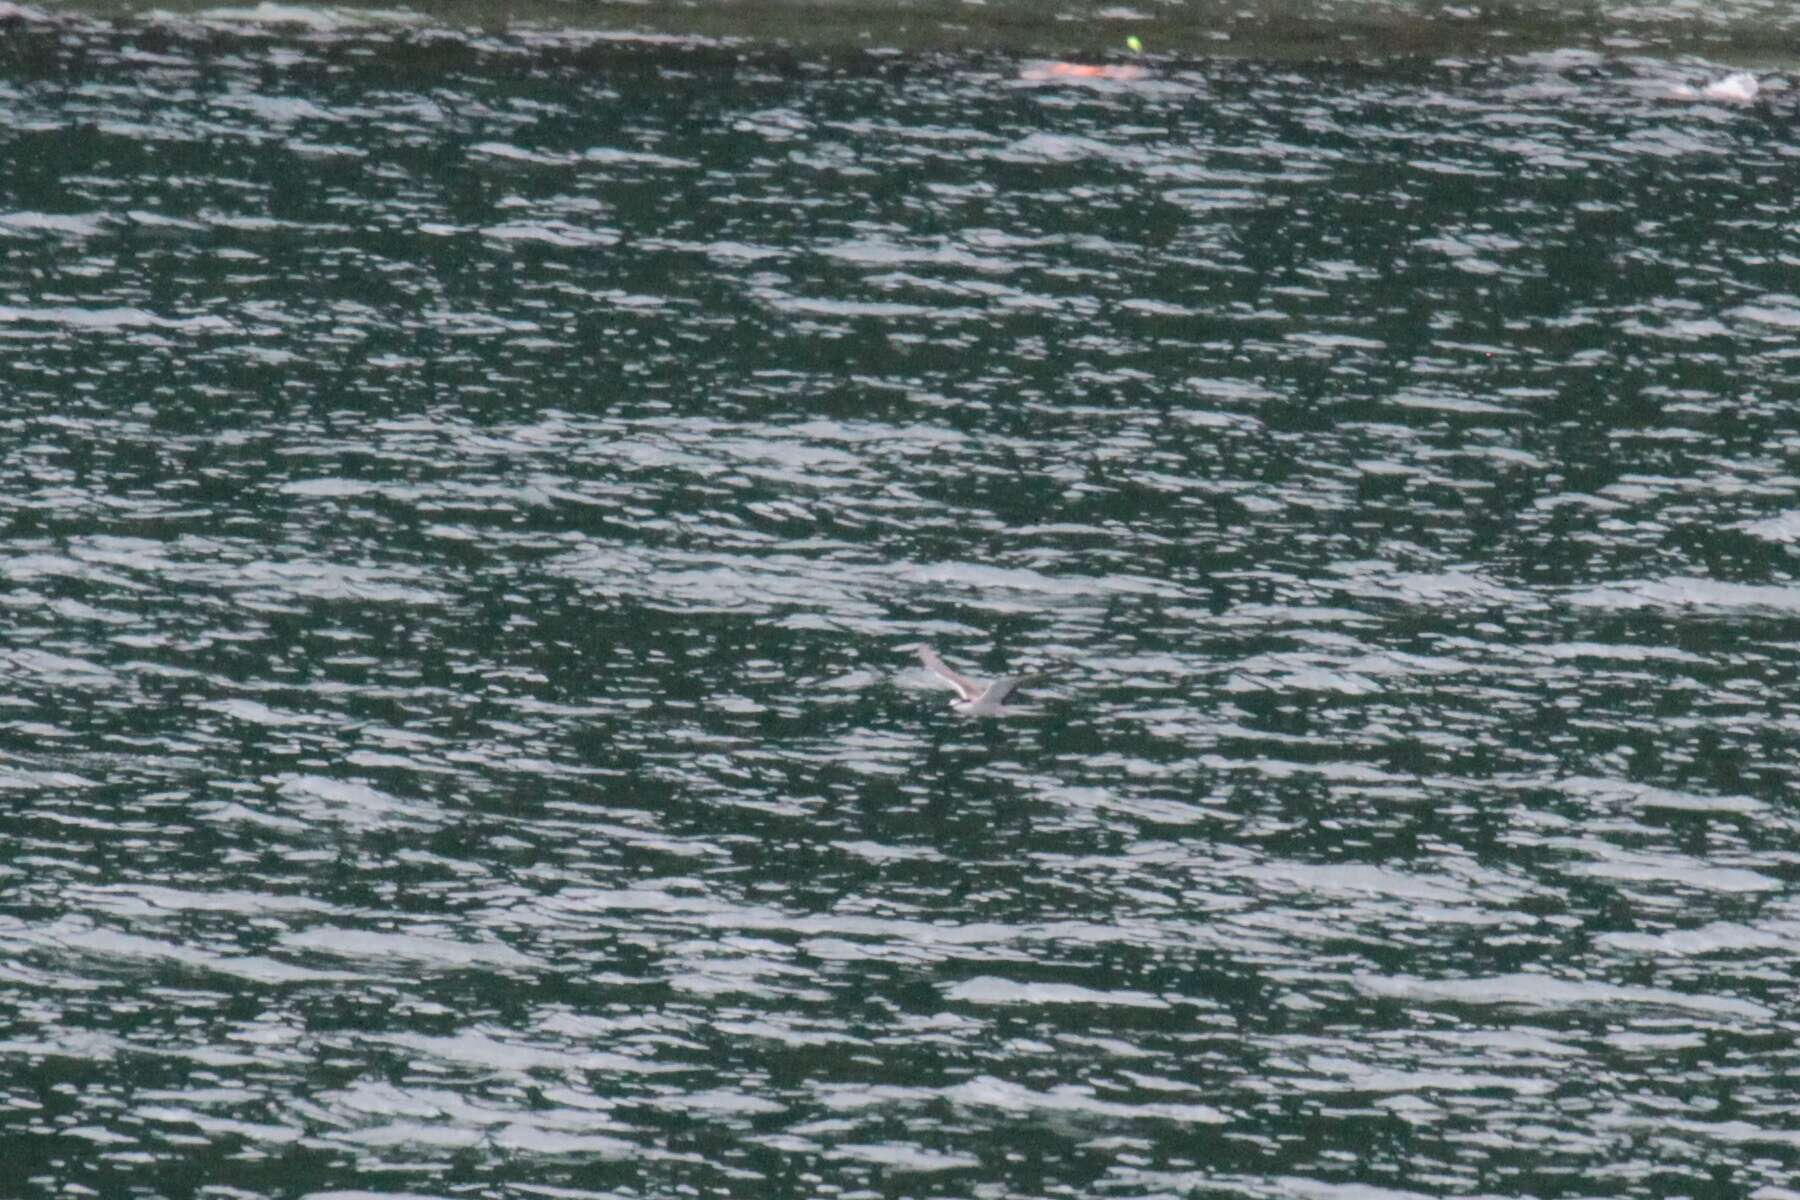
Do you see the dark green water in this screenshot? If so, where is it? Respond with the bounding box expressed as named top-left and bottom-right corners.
top-left (2, 5), bottom-right (1799, 1199)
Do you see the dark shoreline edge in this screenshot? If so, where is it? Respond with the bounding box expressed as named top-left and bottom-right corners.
top-left (4, 0), bottom-right (1797, 67)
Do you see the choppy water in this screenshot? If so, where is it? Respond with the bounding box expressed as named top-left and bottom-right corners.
top-left (3, 5), bottom-right (1799, 1198)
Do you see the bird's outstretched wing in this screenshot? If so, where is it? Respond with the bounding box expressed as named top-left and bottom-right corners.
top-left (915, 646), bottom-right (983, 702)
top-left (975, 675), bottom-right (1031, 707)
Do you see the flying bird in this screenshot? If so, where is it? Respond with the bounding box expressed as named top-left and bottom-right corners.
top-left (914, 646), bottom-right (1036, 715)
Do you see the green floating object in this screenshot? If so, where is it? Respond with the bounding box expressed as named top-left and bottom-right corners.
top-left (1126, 35), bottom-right (1143, 52)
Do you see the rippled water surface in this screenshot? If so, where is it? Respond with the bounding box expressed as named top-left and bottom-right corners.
top-left (3, 7), bottom-right (1800, 1198)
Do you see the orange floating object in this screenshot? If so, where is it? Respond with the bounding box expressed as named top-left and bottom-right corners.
top-left (1019, 61), bottom-right (1149, 82)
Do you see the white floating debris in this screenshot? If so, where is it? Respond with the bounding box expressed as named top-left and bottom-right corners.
top-left (1671, 71), bottom-right (1761, 104)
top-left (1702, 71), bottom-right (1760, 103)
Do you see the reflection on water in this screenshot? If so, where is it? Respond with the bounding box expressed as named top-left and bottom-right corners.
top-left (1, 5), bottom-right (1799, 1198)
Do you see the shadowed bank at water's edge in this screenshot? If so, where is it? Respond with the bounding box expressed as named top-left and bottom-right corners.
top-left (32, 0), bottom-right (1800, 59)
